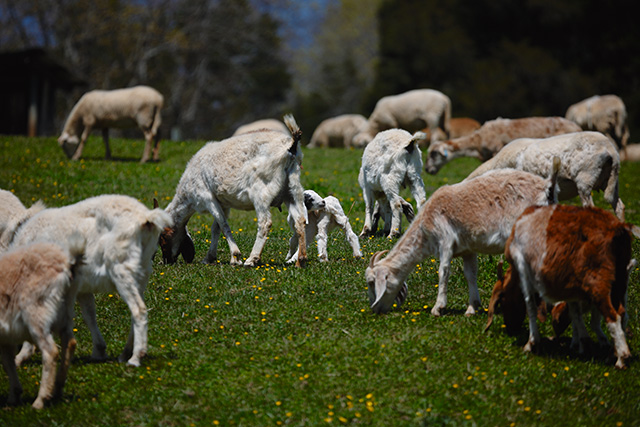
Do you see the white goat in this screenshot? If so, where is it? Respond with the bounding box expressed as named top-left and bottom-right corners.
top-left (366, 160), bottom-right (560, 316)
top-left (565, 94), bottom-right (630, 150)
top-left (232, 118), bottom-right (289, 136)
top-left (308, 114), bottom-right (368, 148)
top-left (358, 129), bottom-right (427, 238)
top-left (159, 114), bottom-right (308, 267)
top-left (425, 116), bottom-right (581, 174)
top-left (1, 237), bottom-right (84, 409)
top-left (466, 131), bottom-right (625, 220)
top-left (4, 195), bottom-right (172, 367)
top-left (286, 190), bottom-right (362, 263)
top-left (485, 205), bottom-right (638, 369)
top-left (353, 89), bottom-right (451, 147)
top-left (58, 86), bottom-right (164, 163)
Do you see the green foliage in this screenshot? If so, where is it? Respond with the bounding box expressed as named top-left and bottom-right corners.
top-left (1, 135), bottom-right (640, 425)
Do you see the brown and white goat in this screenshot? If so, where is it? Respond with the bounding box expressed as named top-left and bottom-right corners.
top-left (0, 238), bottom-right (84, 409)
top-left (425, 116), bottom-right (581, 174)
top-left (485, 204), bottom-right (638, 369)
top-left (366, 159), bottom-right (559, 316)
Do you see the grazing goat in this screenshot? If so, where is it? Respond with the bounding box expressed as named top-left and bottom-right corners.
top-left (232, 118), bottom-right (289, 136)
top-left (286, 190), bottom-right (362, 263)
top-left (366, 160), bottom-right (560, 316)
top-left (159, 114), bottom-right (308, 267)
top-left (308, 114), bottom-right (368, 148)
top-left (353, 89), bottom-right (451, 147)
top-left (565, 94), bottom-right (630, 150)
top-left (425, 116), bottom-right (581, 174)
top-left (58, 86), bottom-right (164, 163)
top-left (358, 129), bottom-right (427, 238)
top-left (1, 237), bottom-right (84, 409)
top-left (484, 205), bottom-right (638, 369)
top-left (4, 195), bottom-right (172, 367)
top-left (466, 131), bottom-right (625, 220)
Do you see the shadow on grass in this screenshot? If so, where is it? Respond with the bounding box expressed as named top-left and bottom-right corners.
top-left (509, 334), bottom-right (626, 367)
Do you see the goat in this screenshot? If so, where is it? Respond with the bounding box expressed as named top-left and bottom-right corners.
top-left (159, 114), bottom-right (308, 267)
top-left (566, 94), bottom-right (630, 150)
top-left (286, 190), bottom-right (362, 263)
top-left (353, 89), bottom-right (451, 147)
top-left (484, 204), bottom-right (639, 369)
top-left (358, 129), bottom-right (427, 238)
top-left (425, 116), bottom-right (581, 174)
top-left (1, 237), bottom-right (84, 409)
top-left (307, 114), bottom-right (368, 148)
top-left (232, 118), bottom-right (289, 136)
top-left (366, 159), bottom-right (560, 316)
top-left (465, 131), bottom-right (625, 220)
top-left (58, 86), bottom-right (164, 163)
top-left (419, 117), bottom-right (481, 147)
top-left (4, 195), bottom-right (172, 367)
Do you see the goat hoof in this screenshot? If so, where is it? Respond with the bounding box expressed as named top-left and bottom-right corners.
top-left (32, 398), bottom-right (45, 410)
top-left (431, 306), bottom-right (443, 317)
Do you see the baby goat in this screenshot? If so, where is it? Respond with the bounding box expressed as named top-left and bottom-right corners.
top-left (1, 237), bottom-right (84, 409)
top-left (366, 159), bottom-right (560, 316)
top-left (485, 205), bottom-right (638, 369)
top-left (286, 190), bottom-right (362, 263)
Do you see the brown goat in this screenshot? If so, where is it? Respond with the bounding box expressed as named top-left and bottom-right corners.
top-left (485, 204), bottom-right (638, 369)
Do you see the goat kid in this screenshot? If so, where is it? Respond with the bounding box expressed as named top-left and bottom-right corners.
top-left (286, 190), bottom-right (362, 263)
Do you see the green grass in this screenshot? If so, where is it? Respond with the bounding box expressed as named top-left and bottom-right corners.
top-left (1, 135), bottom-right (639, 426)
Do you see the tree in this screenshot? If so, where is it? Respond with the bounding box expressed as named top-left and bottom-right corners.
top-left (371, 0), bottom-right (640, 136)
top-left (0, 0), bottom-right (292, 139)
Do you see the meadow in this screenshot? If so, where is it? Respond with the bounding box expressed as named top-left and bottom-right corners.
top-left (1, 134), bottom-right (639, 426)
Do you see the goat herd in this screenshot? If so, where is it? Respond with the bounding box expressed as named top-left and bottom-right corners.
top-left (1, 87), bottom-right (639, 410)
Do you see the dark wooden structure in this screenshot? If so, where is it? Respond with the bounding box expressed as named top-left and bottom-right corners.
top-left (0, 48), bottom-right (85, 136)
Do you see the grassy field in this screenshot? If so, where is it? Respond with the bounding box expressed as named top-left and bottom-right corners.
top-left (1, 134), bottom-right (639, 426)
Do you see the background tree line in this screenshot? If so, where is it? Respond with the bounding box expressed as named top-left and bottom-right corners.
top-left (1, 0), bottom-right (638, 141)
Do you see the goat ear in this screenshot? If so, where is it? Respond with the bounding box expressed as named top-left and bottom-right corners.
top-left (394, 282), bottom-right (409, 306)
top-left (371, 267), bottom-right (390, 309)
top-left (484, 278), bottom-right (504, 333)
top-left (401, 201), bottom-right (415, 222)
top-left (180, 234), bottom-right (196, 263)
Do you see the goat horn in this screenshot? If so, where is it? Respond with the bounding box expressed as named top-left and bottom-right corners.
top-left (369, 250), bottom-right (388, 268)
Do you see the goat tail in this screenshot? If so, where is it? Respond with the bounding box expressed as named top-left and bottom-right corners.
top-left (66, 231), bottom-right (86, 269)
top-left (545, 156), bottom-right (561, 205)
top-left (283, 114), bottom-right (303, 147)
